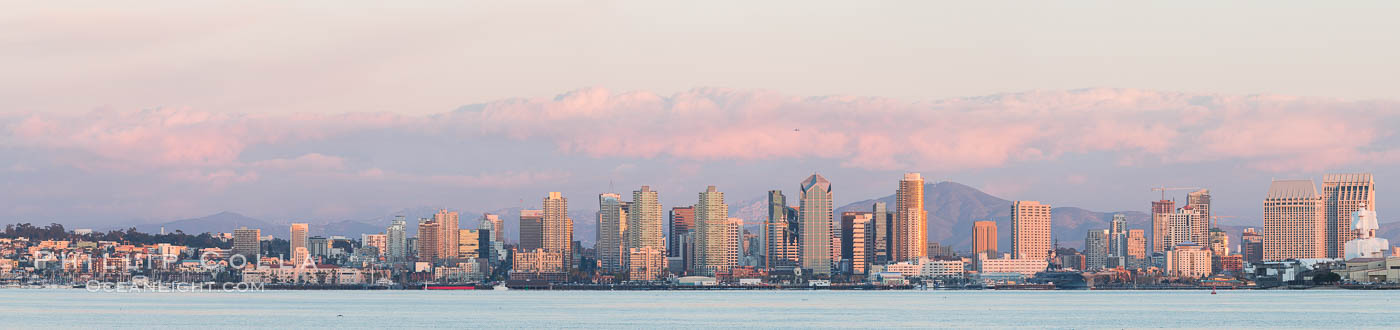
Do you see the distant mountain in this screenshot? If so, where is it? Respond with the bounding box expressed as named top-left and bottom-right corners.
top-left (836, 181), bottom-right (1150, 253)
top-left (127, 211), bottom-right (278, 235)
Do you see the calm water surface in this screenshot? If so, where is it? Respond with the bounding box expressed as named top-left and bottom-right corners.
top-left (1, 289), bottom-right (1396, 328)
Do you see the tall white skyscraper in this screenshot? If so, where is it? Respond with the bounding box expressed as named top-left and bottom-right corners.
top-left (1263, 180), bottom-right (1325, 260)
top-left (628, 186), bottom-right (664, 252)
top-left (543, 192), bottom-right (573, 269)
top-left (894, 173), bottom-right (926, 262)
top-left (1011, 201), bottom-right (1051, 260)
top-left (799, 174), bottom-right (834, 275)
top-left (386, 216), bottom-right (408, 262)
top-left (597, 193), bottom-right (627, 272)
top-left (693, 186), bottom-right (730, 276)
top-left (1323, 173), bottom-right (1375, 258)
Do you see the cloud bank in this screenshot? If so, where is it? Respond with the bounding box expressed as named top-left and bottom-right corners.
top-left (2, 87), bottom-right (1397, 223)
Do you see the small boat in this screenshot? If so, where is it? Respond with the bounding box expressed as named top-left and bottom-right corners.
top-left (1211, 288), bottom-right (1217, 295)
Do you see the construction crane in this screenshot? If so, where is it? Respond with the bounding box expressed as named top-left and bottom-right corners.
top-left (1210, 215), bottom-right (1238, 230)
top-left (1150, 186), bottom-right (1202, 200)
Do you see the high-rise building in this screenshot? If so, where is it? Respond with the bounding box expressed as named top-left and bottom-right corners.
top-left (482, 214), bottom-right (504, 243)
top-left (669, 206), bottom-right (695, 258)
top-left (693, 186), bottom-right (730, 276)
top-left (417, 218), bottom-right (441, 262)
top-left (1323, 173), bottom-right (1375, 258)
top-left (841, 211), bottom-right (873, 274)
top-left (1187, 189), bottom-right (1212, 229)
top-left (459, 229), bottom-right (483, 259)
top-left (727, 218), bottom-right (743, 270)
top-left (628, 186), bottom-right (664, 252)
top-left (1208, 228), bottom-right (1229, 256)
top-left (800, 174), bottom-right (835, 275)
top-left (871, 202), bottom-right (891, 264)
top-left (1011, 201), bottom-right (1052, 260)
top-left (894, 173), bottom-right (927, 262)
top-left (765, 190), bottom-right (799, 268)
top-left (627, 246), bottom-right (666, 281)
top-left (1164, 206), bottom-right (1207, 248)
top-left (363, 234), bottom-right (387, 258)
top-left (1151, 200), bottom-right (1174, 253)
top-left (972, 221), bottom-right (998, 257)
top-left (597, 193), bottom-right (627, 272)
top-left (1127, 229), bottom-right (1147, 264)
top-left (519, 209), bottom-right (544, 251)
top-left (1084, 229), bottom-right (1108, 270)
top-left (543, 192), bottom-right (573, 269)
top-left (1263, 179), bottom-right (1325, 260)
top-left (387, 216), bottom-right (408, 262)
top-left (434, 210), bottom-right (460, 261)
top-left (1241, 228), bottom-right (1264, 263)
top-left (290, 223), bottom-right (309, 262)
top-left (1108, 214), bottom-right (1128, 258)
top-left (233, 227), bottom-right (261, 260)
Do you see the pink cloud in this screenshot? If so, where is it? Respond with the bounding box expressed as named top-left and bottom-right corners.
top-left (5, 87), bottom-right (1398, 177)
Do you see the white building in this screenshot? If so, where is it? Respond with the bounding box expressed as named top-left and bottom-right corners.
top-left (1165, 242), bottom-right (1212, 278)
top-left (975, 253), bottom-right (1047, 276)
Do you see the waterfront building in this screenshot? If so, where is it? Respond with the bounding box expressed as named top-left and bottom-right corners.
top-left (669, 206), bottom-right (695, 258)
top-left (972, 221), bottom-right (998, 257)
top-left (894, 173), bottom-right (926, 262)
top-left (840, 211), bottom-right (872, 274)
top-left (693, 186), bottom-right (731, 276)
top-left (1263, 179), bottom-right (1326, 260)
top-left (1165, 242), bottom-right (1211, 279)
top-left (1011, 201), bottom-right (1052, 260)
top-left (1345, 207), bottom-right (1390, 259)
top-left (1241, 228), bottom-right (1264, 263)
top-left (233, 227), bottom-right (261, 260)
top-left (1323, 173), bottom-right (1375, 258)
top-left (1151, 200), bottom-right (1174, 252)
top-left (511, 248), bottom-right (566, 282)
top-left (1342, 257), bottom-right (1400, 283)
top-left (597, 193), bottom-right (627, 272)
top-left (387, 216), bottom-right (408, 262)
top-left (976, 253), bottom-right (1049, 276)
top-left (290, 223), bottom-right (309, 261)
top-left (800, 174), bottom-right (835, 275)
top-left (627, 246), bottom-right (666, 281)
top-left (628, 186), bottom-right (665, 269)
top-left (1084, 229), bottom-right (1108, 270)
top-left (417, 219), bottom-right (441, 262)
top-left (434, 209), bottom-right (460, 263)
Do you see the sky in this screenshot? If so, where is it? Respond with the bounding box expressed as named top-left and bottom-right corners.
top-left (2, 1), bottom-right (1400, 227)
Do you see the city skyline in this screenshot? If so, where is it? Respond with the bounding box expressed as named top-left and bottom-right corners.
top-left (8, 2), bottom-right (1400, 327)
